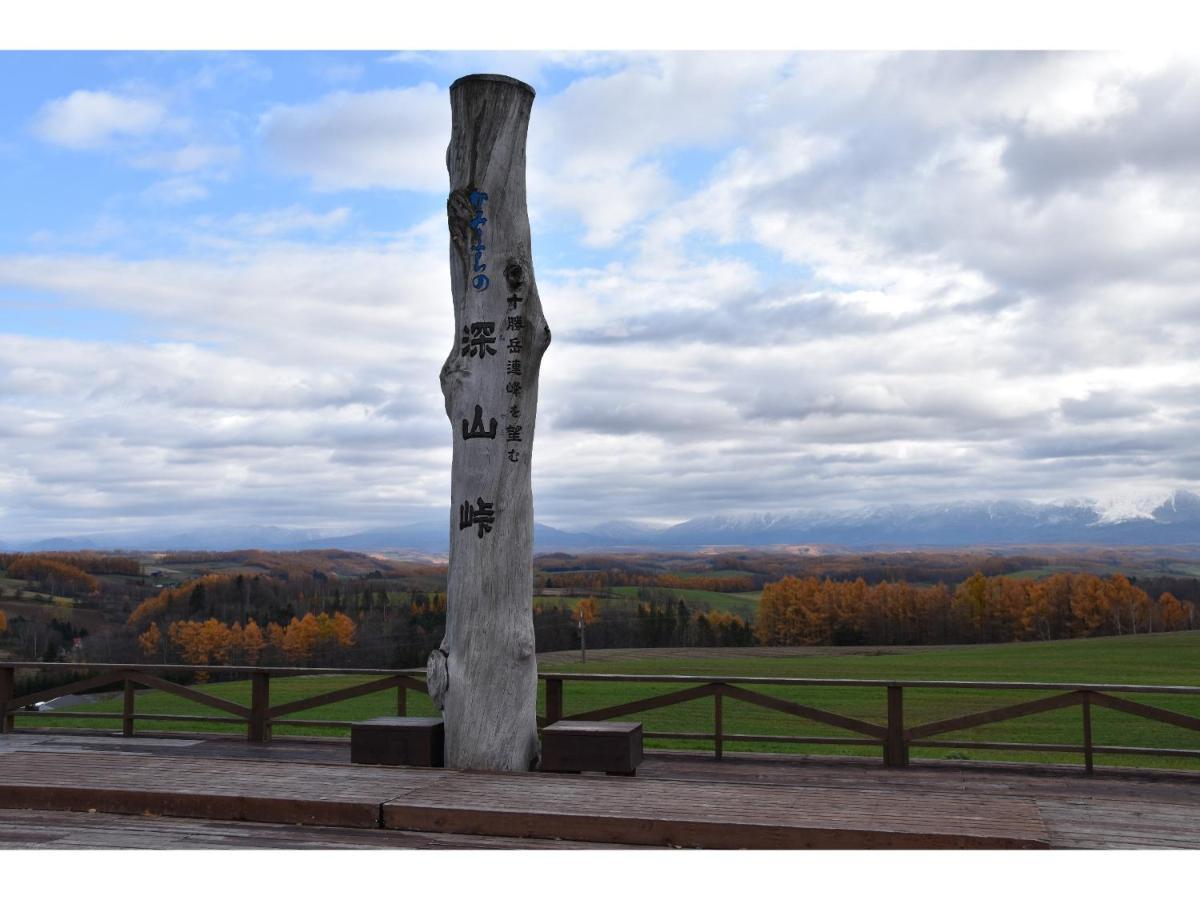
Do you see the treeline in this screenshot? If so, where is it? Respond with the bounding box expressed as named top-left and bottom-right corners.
top-left (534, 593), bottom-right (755, 651)
top-left (125, 572), bottom-right (447, 669)
top-left (0, 615), bottom-right (90, 662)
top-left (1130, 575), bottom-right (1200, 606)
top-left (0, 552), bottom-right (141, 577)
top-left (127, 572), bottom-right (444, 628)
top-left (756, 572), bottom-right (1195, 646)
top-left (707, 551), bottom-right (1051, 587)
top-left (121, 573), bottom-right (756, 670)
top-left (154, 549), bottom-right (438, 581)
top-left (532, 551), bottom-right (1060, 594)
top-left (539, 571), bottom-right (757, 593)
top-left (1, 556), bottom-right (100, 595)
top-left (135, 611), bottom-right (357, 671)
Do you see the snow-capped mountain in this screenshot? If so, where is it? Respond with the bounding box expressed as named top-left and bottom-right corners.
top-left (653, 491), bottom-right (1200, 547)
top-left (6, 491), bottom-right (1200, 552)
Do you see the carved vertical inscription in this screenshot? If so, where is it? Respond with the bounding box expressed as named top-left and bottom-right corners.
top-left (428, 74), bottom-right (550, 772)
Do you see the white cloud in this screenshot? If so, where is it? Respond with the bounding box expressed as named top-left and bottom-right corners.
top-left (259, 84), bottom-right (448, 191)
top-left (531, 162), bottom-right (672, 247)
top-left (5, 51), bottom-right (1200, 536)
top-left (143, 176), bottom-right (209, 205)
top-left (221, 205), bottom-right (352, 237)
top-left (528, 52), bottom-right (792, 246)
top-left (31, 90), bottom-right (167, 149)
top-left (132, 142), bottom-right (240, 173)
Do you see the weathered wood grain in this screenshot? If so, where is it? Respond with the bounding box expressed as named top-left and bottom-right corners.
top-left (0, 807), bottom-right (643, 849)
top-left (429, 74), bottom-right (549, 772)
top-left (381, 768), bottom-right (1051, 849)
top-left (5, 736), bottom-right (1200, 848)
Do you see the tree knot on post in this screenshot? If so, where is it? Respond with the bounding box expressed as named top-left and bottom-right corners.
top-left (427, 647), bottom-right (450, 711)
top-left (504, 261), bottom-right (526, 291)
top-left (447, 189), bottom-right (474, 254)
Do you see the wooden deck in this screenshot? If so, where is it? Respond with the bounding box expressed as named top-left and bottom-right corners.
top-left (3, 732), bottom-right (1200, 849)
top-left (0, 808), bottom-right (639, 849)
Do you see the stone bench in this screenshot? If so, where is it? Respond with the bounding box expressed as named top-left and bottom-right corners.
top-left (350, 716), bottom-right (444, 767)
top-left (540, 721), bottom-right (643, 776)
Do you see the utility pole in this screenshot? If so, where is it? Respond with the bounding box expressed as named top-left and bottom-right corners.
top-left (578, 611), bottom-right (587, 664)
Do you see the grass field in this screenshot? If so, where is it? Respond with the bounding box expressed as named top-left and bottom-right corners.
top-left (22, 631), bottom-right (1200, 771)
top-left (607, 585), bottom-right (759, 619)
top-left (1008, 561), bottom-right (1200, 580)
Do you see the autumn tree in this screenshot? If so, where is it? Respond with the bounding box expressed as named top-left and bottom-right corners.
top-left (137, 622), bottom-right (162, 659)
top-left (757, 570), bottom-right (1157, 647)
top-left (241, 620), bottom-right (267, 664)
top-left (268, 612), bottom-right (356, 664)
top-left (574, 597), bottom-right (599, 625)
top-left (128, 574), bottom-right (236, 626)
top-left (166, 618), bottom-right (243, 678)
top-left (1103, 574), bottom-right (1143, 635)
top-left (1069, 575), bottom-right (1110, 637)
top-left (6, 555), bottom-right (99, 595)
top-left (1158, 592), bottom-right (1189, 632)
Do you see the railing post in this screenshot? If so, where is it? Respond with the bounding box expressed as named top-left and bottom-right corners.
top-left (714, 683), bottom-right (724, 761)
top-left (0, 666), bottom-right (14, 734)
top-left (546, 676), bottom-right (563, 725)
top-left (248, 670), bottom-right (270, 743)
top-left (122, 678), bottom-right (135, 738)
top-left (396, 683), bottom-right (408, 717)
top-left (884, 685), bottom-right (908, 767)
top-left (1081, 690), bottom-right (1094, 776)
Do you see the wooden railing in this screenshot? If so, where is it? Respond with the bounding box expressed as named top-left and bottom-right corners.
top-left (3, 663), bottom-right (1200, 774)
top-left (0, 663), bottom-right (427, 744)
top-left (540, 674), bottom-right (1200, 773)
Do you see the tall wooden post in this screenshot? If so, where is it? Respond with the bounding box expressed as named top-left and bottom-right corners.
top-left (545, 676), bottom-right (564, 725)
top-left (122, 678), bottom-right (136, 738)
top-left (1081, 691), bottom-right (1094, 775)
top-left (0, 666), bottom-right (14, 734)
top-left (426, 74), bottom-right (550, 772)
top-left (884, 685), bottom-right (909, 767)
top-left (714, 684), bottom-right (725, 761)
top-left (248, 670), bottom-right (270, 744)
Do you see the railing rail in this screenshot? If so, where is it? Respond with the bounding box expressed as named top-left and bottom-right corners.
top-left (2, 661), bottom-right (1199, 773)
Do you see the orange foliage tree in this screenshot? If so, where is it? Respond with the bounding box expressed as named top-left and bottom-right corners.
top-left (757, 571), bottom-right (1163, 647)
top-left (137, 622), bottom-right (162, 659)
top-left (168, 619), bottom-right (232, 670)
top-left (5, 555), bottom-right (99, 595)
top-left (268, 612), bottom-right (356, 664)
top-left (128, 574), bottom-right (235, 625)
top-left (241, 620), bottom-right (267, 664)
top-left (574, 598), bottom-right (599, 625)
top-left (165, 617), bottom-right (277, 670)
top-left (1158, 592), bottom-right (1190, 632)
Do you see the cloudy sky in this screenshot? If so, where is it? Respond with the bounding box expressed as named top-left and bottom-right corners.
top-left (1, 49), bottom-right (1198, 540)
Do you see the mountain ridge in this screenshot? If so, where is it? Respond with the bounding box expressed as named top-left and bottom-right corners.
top-left (4, 490), bottom-right (1200, 553)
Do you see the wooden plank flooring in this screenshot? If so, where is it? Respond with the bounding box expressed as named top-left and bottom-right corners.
top-left (636, 752), bottom-right (1200, 848)
top-left (4, 732), bottom-right (1200, 848)
top-left (0, 749), bottom-right (422, 828)
top-left (380, 768), bottom-right (1048, 848)
top-left (0, 808), bottom-right (637, 850)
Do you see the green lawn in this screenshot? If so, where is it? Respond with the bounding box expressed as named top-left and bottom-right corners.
top-left (607, 585), bottom-right (759, 618)
top-left (20, 631), bottom-right (1200, 771)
